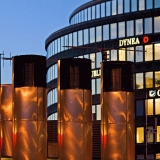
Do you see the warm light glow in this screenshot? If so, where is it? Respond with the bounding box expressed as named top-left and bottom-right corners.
top-left (136, 127), bottom-right (144, 143)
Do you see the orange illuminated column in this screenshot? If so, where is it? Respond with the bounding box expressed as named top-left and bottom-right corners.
top-left (58, 58), bottom-right (92, 160)
top-left (101, 61), bottom-right (135, 160)
top-left (1, 84), bottom-right (12, 157)
top-left (12, 55), bottom-right (47, 160)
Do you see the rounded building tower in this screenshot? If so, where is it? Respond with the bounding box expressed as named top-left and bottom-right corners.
top-left (45, 0), bottom-right (160, 159)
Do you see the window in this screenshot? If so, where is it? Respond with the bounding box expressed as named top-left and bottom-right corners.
top-left (112, 0), bottom-right (117, 15)
top-left (146, 0), bottom-right (153, 9)
top-left (111, 50), bottom-right (117, 61)
top-left (127, 47), bottom-right (134, 62)
top-left (110, 23), bottom-right (117, 39)
top-left (96, 4), bottom-right (100, 19)
top-left (73, 32), bottom-right (77, 46)
top-left (92, 79), bottom-right (96, 95)
top-left (96, 26), bottom-right (102, 42)
top-left (136, 73), bottom-right (143, 89)
top-left (145, 99), bottom-right (153, 115)
top-left (155, 71), bottom-right (160, 88)
top-left (92, 6), bottom-right (95, 19)
top-left (155, 98), bottom-right (160, 115)
top-left (88, 7), bottom-right (91, 20)
top-left (96, 105), bottom-right (101, 120)
top-left (136, 46), bottom-right (143, 62)
top-left (90, 27), bottom-right (95, 43)
top-left (118, 0), bottom-right (123, 14)
top-left (96, 52), bottom-right (101, 68)
top-left (78, 30), bottom-right (83, 46)
top-left (145, 45), bottom-right (153, 61)
top-left (154, 43), bottom-right (160, 60)
top-left (96, 78), bottom-right (100, 94)
top-left (155, 0), bottom-right (160, 8)
top-left (136, 100), bottom-right (144, 116)
top-left (119, 49), bottom-right (125, 61)
top-left (118, 22), bottom-right (125, 38)
top-left (103, 24), bottom-right (109, 40)
top-left (69, 33), bottom-right (72, 46)
top-left (84, 29), bottom-right (89, 45)
top-left (139, 0), bottom-right (145, 11)
top-left (136, 19), bottom-right (143, 35)
top-left (131, 0), bottom-right (137, 11)
top-left (137, 155), bottom-right (144, 159)
top-left (147, 126), bottom-right (154, 143)
top-left (156, 153), bottom-right (160, 159)
top-left (106, 1), bottom-right (111, 16)
top-left (84, 9), bottom-right (88, 21)
top-left (157, 126), bottom-right (160, 142)
top-left (145, 72), bottom-right (153, 88)
top-left (144, 18), bottom-right (152, 34)
top-left (101, 3), bottom-right (105, 17)
top-left (90, 53), bottom-right (95, 69)
top-left (154, 16), bottom-right (160, 33)
top-left (136, 127), bottom-right (144, 143)
top-left (124, 0), bottom-right (130, 13)
top-left (127, 20), bottom-right (134, 36)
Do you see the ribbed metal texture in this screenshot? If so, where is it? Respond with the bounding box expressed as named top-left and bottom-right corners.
top-left (1, 84), bottom-right (12, 157)
top-left (58, 89), bottom-right (92, 160)
top-left (101, 92), bottom-right (134, 160)
top-left (13, 87), bottom-right (47, 160)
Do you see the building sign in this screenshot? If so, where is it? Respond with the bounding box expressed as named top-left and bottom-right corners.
top-left (92, 69), bottom-right (101, 78)
top-left (119, 37), bottom-right (140, 47)
top-left (149, 89), bottom-right (160, 97)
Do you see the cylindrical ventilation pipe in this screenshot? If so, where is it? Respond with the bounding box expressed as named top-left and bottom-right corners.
top-left (58, 58), bottom-right (92, 160)
top-left (12, 55), bottom-right (47, 160)
top-left (101, 61), bottom-right (134, 160)
top-left (1, 84), bottom-right (12, 157)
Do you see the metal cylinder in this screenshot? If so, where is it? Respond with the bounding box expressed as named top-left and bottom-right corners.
top-left (101, 61), bottom-right (134, 160)
top-left (12, 55), bottom-right (47, 160)
top-left (58, 58), bottom-right (92, 160)
top-left (1, 84), bottom-right (12, 157)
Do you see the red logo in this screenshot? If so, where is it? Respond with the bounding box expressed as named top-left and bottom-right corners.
top-left (143, 36), bottom-right (149, 43)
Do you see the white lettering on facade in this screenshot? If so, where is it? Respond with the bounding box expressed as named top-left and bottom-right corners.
top-left (92, 69), bottom-right (101, 78)
top-left (119, 37), bottom-right (140, 47)
top-left (149, 89), bottom-right (160, 97)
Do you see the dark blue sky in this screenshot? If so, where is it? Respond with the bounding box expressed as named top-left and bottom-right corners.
top-left (0, 0), bottom-right (89, 84)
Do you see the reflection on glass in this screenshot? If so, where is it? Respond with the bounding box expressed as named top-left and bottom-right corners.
top-left (131, 0), bottom-right (137, 11)
top-left (127, 47), bottom-right (134, 62)
top-left (111, 50), bottom-right (117, 61)
top-left (90, 53), bottom-right (95, 69)
top-left (154, 16), bottom-right (160, 33)
top-left (154, 43), bottom-right (160, 60)
top-left (84, 54), bottom-right (89, 59)
top-left (84, 29), bottom-right (89, 45)
top-left (61, 37), bottom-right (64, 52)
top-left (69, 33), bottom-right (72, 46)
top-left (155, 98), bottom-right (160, 115)
top-left (136, 46), bottom-right (143, 62)
top-left (119, 49), bottom-right (125, 61)
top-left (145, 44), bottom-right (153, 61)
top-left (96, 52), bottom-right (101, 68)
top-left (127, 20), bottom-right (134, 36)
top-left (64, 35), bottom-right (68, 50)
top-left (96, 26), bottom-right (102, 42)
top-left (118, 0), bottom-right (123, 14)
top-left (110, 23), bottom-right (117, 39)
top-left (144, 18), bottom-right (152, 34)
top-left (78, 30), bottom-right (83, 46)
top-left (101, 3), bottom-right (105, 17)
top-left (147, 126), bottom-right (154, 142)
top-left (139, 0), bottom-right (145, 10)
top-left (55, 63), bottom-right (58, 78)
top-left (112, 0), bottom-right (117, 15)
top-left (136, 19), bottom-right (143, 35)
top-left (96, 4), bottom-right (100, 19)
top-left (145, 99), bottom-right (153, 115)
top-left (92, 6), bottom-right (95, 19)
top-left (146, 0), bottom-right (153, 9)
top-left (155, 0), bottom-right (160, 8)
top-left (157, 126), bottom-right (160, 142)
top-left (118, 22), bottom-right (125, 38)
top-left (155, 71), bottom-right (160, 87)
top-left (84, 9), bottom-right (87, 21)
top-left (73, 32), bottom-right (77, 46)
top-left (106, 1), bottom-right (111, 16)
top-left (58, 38), bottom-right (61, 53)
top-left (90, 27), bottom-right (95, 43)
top-left (96, 105), bottom-right (101, 120)
top-left (88, 7), bottom-right (91, 20)
top-left (145, 72), bottom-right (153, 88)
top-left (136, 100), bottom-right (144, 116)
top-left (92, 105), bottom-right (96, 113)
top-left (92, 79), bottom-right (96, 95)
top-left (96, 78), bottom-right (100, 94)
top-left (136, 127), bottom-right (144, 143)
top-left (136, 73), bottom-right (143, 89)
top-left (124, 0), bottom-right (130, 13)
top-left (55, 39), bottom-right (57, 54)
top-left (103, 24), bottom-right (109, 40)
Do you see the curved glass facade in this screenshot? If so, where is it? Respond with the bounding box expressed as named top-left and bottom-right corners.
top-left (46, 0), bottom-right (160, 158)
